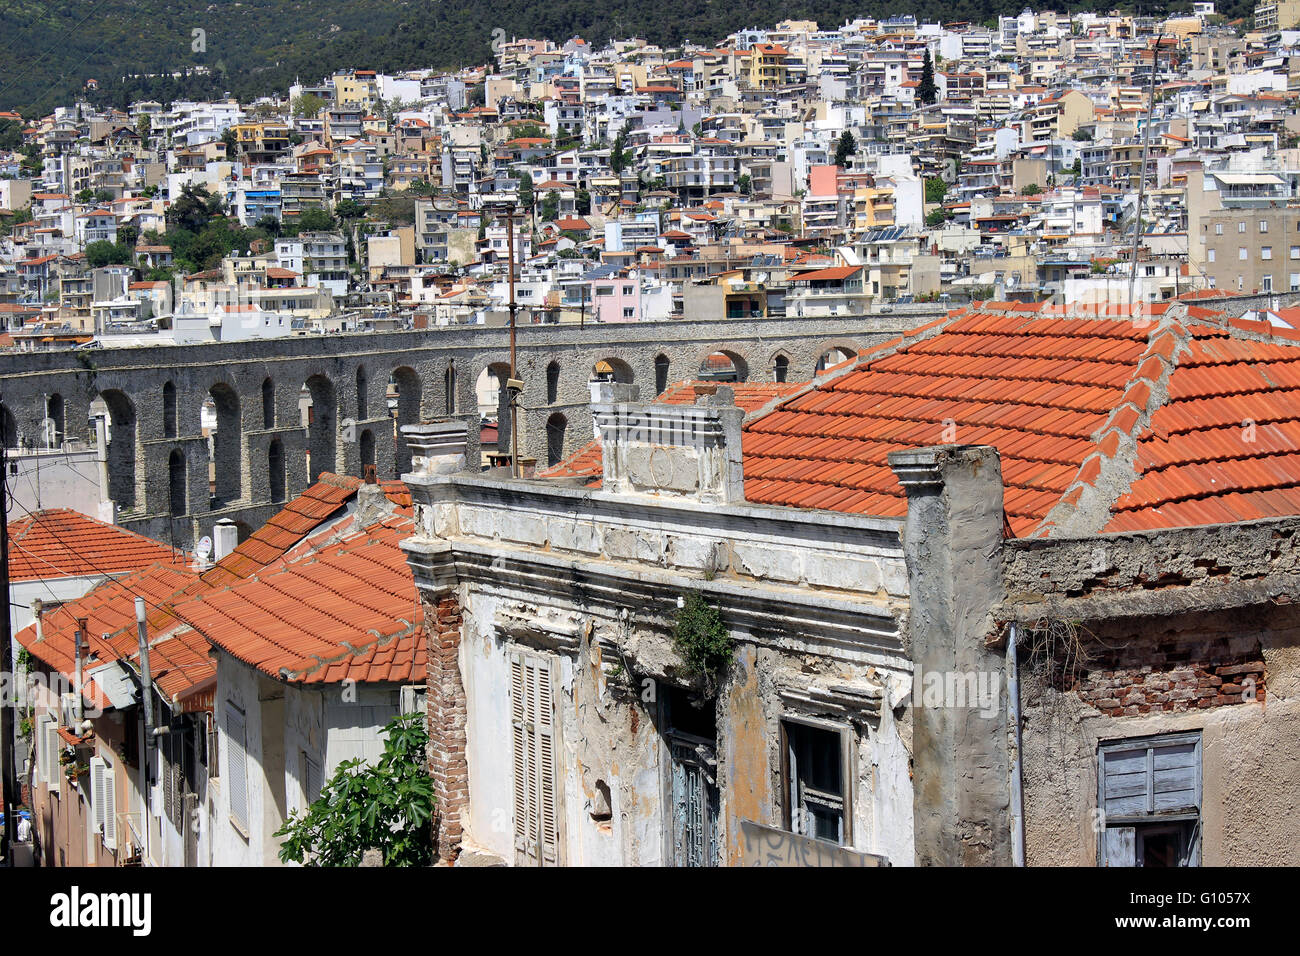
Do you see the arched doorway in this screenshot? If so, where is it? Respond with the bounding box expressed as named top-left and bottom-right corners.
top-left (814, 346), bottom-right (857, 374)
top-left (261, 377), bottom-right (275, 429)
top-left (697, 351), bottom-right (747, 383)
top-left (546, 361), bottom-right (561, 405)
top-left (268, 439), bottom-right (286, 503)
top-left (773, 354), bottom-right (790, 383)
top-left (444, 360), bottom-right (457, 415)
top-left (546, 413), bottom-right (567, 467)
top-left (654, 354), bottom-right (671, 395)
top-left (92, 390), bottom-right (137, 513)
top-left (46, 394), bottom-right (65, 447)
top-left (168, 449), bottom-right (186, 516)
top-left (206, 383), bottom-right (242, 506)
top-left (390, 366), bottom-right (422, 476)
top-left (360, 428), bottom-right (375, 472)
top-left (300, 374), bottom-right (336, 481)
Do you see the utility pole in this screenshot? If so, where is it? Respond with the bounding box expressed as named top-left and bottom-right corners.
top-left (0, 400), bottom-right (15, 866)
top-left (1128, 35), bottom-right (1163, 314)
top-left (504, 203), bottom-right (522, 479)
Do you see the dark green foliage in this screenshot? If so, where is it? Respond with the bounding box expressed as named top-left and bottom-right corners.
top-left (85, 240), bottom-right (131, 268)
top-left (924, 176), bottom-right (948, 204)
top-left (671, 592), bottom-right (734, 695)
top-left (833, 129), bottom-right (856, 168)
top-left (0, 2), bottom-right (1183, 115)
top-left (918, 48), bottom-right (938, 105)
top-left (275, 712), bottom-right (434, 867)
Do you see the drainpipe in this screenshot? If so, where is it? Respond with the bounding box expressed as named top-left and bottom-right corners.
top-left (1008, 621), bottom-right (1026, 867)
top-left (74, 618), bottom-right (86, 727)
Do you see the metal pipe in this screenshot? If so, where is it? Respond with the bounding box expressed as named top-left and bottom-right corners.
top-left (1008, 621), bottom-right (1026, 867)
top-left (134, 597), bottom-right (151, 866)
top-left (0, 413), bottom-right (16, 866)
top-left (506, 203), bottom-right (520, 478)
top-left (74, 619), bottom-right (86, 726)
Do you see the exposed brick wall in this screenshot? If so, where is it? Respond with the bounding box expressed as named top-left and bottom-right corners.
top-left (426, 591), bottom-right (468, 862)
top-left (1076, 636), bottom-right (1266, 716)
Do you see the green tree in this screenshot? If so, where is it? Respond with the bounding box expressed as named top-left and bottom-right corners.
top-left (296, 206), bottom-right (337, 232)
top-left (918, 49), bottom-right (938, 106)
top-left (737, 173), bottom-right (752, 196)
top-left (1022, 183), bottom-right (1042, 196)
top-left (834, 129), bottom-right (857, 168)
top-left (292, 93), bottom-right (326, 118)
top-left (333, 198), bottom-right (366, 221)
top-left (516, 171), bottom-right (534, 210)
top-left (117, 223), bottom-right (138, 248)
top-left (540, 189), bottom-right (559, 222)
top-left (924, 176), bottom-right (948, 205)
top-left (166, 184), bottom-right (217, 233)
top-left (610, 129), bottom-right (629, 175)
top-left (925, 208), bottom-right (948, 228)
top-left (275, 713), bottom-right (434, 867)
top-left (85, 240), bottom-right (131, 268)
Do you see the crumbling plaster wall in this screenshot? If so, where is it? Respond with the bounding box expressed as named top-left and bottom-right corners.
top-left (427, 475), bottom-right (917, 865)
top-left (1006, 526), bottom-right (1300, 866)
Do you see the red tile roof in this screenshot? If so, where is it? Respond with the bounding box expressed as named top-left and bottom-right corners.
top-left (186, 516), bottom-right (425, 684)
top-left (7, 509), bottom-right (183, 582)
top-left (13, 475), bottom-right (420, 713)
top-left (743, 303), bottom-right (1300, 536)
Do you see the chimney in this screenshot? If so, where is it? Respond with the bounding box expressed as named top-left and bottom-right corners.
top-left (888, 445), bottom-right (1009, 866)
top-left (401, 419), bottom-right (470, 476)
top-left (213, 518), bottom-right (239, 562)
top-left (593, 385), bottom-right (744, 504)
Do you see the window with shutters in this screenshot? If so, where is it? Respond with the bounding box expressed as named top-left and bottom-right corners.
top-left (225, 704), bottom-right (249, 835)
top-left (511, 650), bottom-right (560, 866)
top-left (42, 714), bottom-right (61, 790)
top-left (1098, 732), bottom-right (1201, 867)
top-left (102, 762), bottom-right (117, 850)
top-left (782, 717), bottom-right (853, 846)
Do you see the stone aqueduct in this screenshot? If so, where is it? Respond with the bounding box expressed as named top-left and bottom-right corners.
top-left (0, 313), bottom-right (941, 548)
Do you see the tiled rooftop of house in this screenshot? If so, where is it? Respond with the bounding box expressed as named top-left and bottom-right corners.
top-left (743, 302), bottom-right (1300, 536)
top-left (540, 304), bottom-right (1300, 536)
top-left (15, 475), bottom-right (421, 712)
top-left (185, 515), bottom-right (424, 684)
top-left (7, 508), bottom-right (183, 582)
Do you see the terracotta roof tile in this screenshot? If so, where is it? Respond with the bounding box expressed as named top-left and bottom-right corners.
top-left (8, 509), bottom-right (183, 581)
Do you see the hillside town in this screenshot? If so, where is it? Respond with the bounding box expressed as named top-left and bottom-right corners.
top-left (1, 6), bottom-right (1298, 875)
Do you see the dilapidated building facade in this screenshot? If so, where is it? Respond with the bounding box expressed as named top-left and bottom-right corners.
top-left (402, 301), bottom-right (1300, 867)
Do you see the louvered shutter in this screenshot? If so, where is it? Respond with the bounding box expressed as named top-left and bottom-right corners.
top-left (226, 707), bottom-right (248, 831)
top-left (511, 655), bottom-right (531, 860)
top-left (90, 756), bottom-right (106, 835)
top-left (102, 762), bottom-right (117, 850)
top-left (535, 657), bottom-right (558, 866)
top-left (510, 651), bottom-right (559, 866)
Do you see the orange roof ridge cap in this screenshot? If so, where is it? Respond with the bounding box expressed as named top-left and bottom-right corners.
top-left (1035, 305), bottom-right (1193, 539)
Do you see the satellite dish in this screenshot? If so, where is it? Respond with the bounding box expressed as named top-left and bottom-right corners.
top-left (195, 536), bottom-right (212, 562)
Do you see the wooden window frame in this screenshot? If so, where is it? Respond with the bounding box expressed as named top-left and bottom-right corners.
top-left (780, 714), bottom-right (854, 847)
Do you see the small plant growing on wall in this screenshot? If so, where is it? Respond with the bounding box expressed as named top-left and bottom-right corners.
top-left (672, 592), bottom-right (734, 697)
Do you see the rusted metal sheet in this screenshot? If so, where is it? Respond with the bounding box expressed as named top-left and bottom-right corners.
top-left (738, 820), bottom-right (889, 867)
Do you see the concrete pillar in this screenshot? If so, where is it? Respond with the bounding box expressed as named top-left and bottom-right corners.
top-left (888, 444), bottom-right (1009, 866)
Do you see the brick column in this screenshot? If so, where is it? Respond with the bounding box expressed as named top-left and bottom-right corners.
top-left (425, 587), bottom-right (468, 862)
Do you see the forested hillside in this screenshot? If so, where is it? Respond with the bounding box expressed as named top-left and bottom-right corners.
top-left (0, 0), bottom-right (1213, 115)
